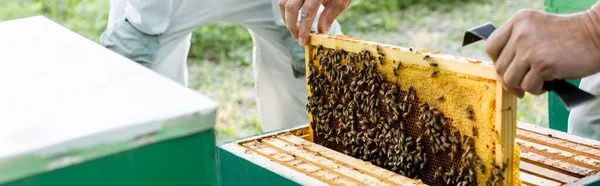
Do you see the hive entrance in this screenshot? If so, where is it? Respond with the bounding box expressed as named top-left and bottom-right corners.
top-left (307, 46), bottom-right (505, 185)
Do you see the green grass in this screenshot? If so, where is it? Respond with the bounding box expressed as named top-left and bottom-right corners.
top-left (188, 60), bottom-right (260, 142)
top-left (1, 0), bottom-right (551, 143)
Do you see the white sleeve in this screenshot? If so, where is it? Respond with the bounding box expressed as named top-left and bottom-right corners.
top-left (125, 0), bottom-right (173, 35)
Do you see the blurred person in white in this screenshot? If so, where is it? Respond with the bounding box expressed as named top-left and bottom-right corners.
top-left (99, 0), bottom-right (342, 132)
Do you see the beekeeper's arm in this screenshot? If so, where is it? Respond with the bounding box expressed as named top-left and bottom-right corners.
top-left (484, 5), bottom-right (600, 98)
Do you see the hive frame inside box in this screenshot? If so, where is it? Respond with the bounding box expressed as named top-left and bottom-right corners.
top-left (219, 122), bottom-right (600, 185)
top-left (219, 125), bottom-right (428, 186)
top-left (305, 34), bottom-right (518, 185)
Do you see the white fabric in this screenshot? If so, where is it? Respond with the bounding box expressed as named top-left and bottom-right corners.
top-left (568, 72), bottom-right (600, 140)
top-left (124, 0), bottom-right (172, 35)
top-left (106, 0), bottom-right (340, 132)
top-left (271, 0), bottom-right (285, 26)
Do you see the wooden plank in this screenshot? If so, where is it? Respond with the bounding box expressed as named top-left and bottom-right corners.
top-left (232, 125), bottom-right (600, 185)
top-left (277, 133), bottom-right (427, 186)
top-left (304, 44), bottom-right (315, 143)
top-left (520, 171), bottom-right (562, 186)
top-left (519, 161), bottom-right (579, 184)
top-left (497, 83), bottom-right (518, 186)
top-left (231, 124), bottom-right (600, 186)
top-left (517, 129), bottom-right (600, 162)
top-left (260, 137), bottom-right (389, 186)
top-left (517, 139), bottom-right (600, 171)
top-left (308, 34), bottom-right (496, 79)
top-left (241, 141), bottom-right (342, 185)
top-left (518, 122), bottom-right (600, 148)
top-left (521, 150), bottom-right (593, 177)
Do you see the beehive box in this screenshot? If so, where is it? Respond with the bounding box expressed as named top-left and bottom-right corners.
top-left (219, 122), bottom-right (600, 185)
top-left (0, 16), bottom-right (219, 186)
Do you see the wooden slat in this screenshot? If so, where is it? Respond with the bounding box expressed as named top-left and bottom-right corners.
top-left (519, 161), bottom-right (579, 184)
top-left (498, 83), bottom-right (517, 186)
top-left (237, 125), bottom-right (600, 185)
top-left (261, 137), bottom-right (389, 186)
top-left (517, 129), bottom-right (600, 162)
top-left (517, 139), bottom-right (600, 171)
top-left (521, 150), bottom-right (593, 177)
top-left (308, 34), bottom-right (496, 79)
top-left (520, 171), bottom-right (562, 186)
top-left (518, 122), bottom-right (600, 148)
top-left (241, 141), bottom-right (351, 185)
top-left (277, 133), bottom-right (427, 186)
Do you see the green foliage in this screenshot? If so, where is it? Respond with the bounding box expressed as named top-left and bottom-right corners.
top-left (0, 0), bottom-right (252, 65)
top-left (339, 0), bottom-right (491, 34)
top-left (0, 0), bottom-right (109, 42)
top-left (189, 24), bottom-right (252, 66)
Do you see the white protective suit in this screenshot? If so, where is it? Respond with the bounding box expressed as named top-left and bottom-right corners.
top-left (100, 0), bottom-right (342, 132)
top-left (568, 73), bottom-right (600, 140)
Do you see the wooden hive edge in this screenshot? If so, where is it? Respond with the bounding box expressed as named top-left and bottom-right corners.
top-left (227, 123), bottom-right (600, 185)
top-left (306, 34), bottom-right (517, 186)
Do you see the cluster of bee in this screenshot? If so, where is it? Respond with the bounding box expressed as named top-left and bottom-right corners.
top-left (307, 45), bottom-right (492, 185)
top-left (423, 55), bottom-right (439, 77)
top-left (416, 102), bottom-right (487, 185)
top-left (485, 161), bottom-right (508, 186)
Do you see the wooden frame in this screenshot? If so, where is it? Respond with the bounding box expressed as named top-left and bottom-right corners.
top-left (220, 122), bottom-right (600, 185)
top-left (305, 34), bottom-right (517, 185)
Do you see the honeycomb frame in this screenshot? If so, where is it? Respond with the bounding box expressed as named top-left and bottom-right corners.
top-left (304, 34), bottom-right (518, 185)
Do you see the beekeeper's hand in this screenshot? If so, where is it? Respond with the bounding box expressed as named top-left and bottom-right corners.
top-left (278, 0), bottom-right (351, 46)
top-left (485, 8), bottom-right (600, 98)
top-left (100, 19), bottom-right (159, 68)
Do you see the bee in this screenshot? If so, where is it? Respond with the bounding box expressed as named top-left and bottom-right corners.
top-left (493, 169), bottom-right (504, 179)
top-left (477, 161), bottom-right (486, 173)
top-left (466, 105), bottom-right (475, 120)
top-left (501, 160), bottom-right (509, 171)
top-left (430, 70), bottom-right (439, 77)
top-left (451, 143), bottom-right (459, 154)
top-left (423, 55), bottom-right (431, 61)
top-left (434, 121), bottom-right (442, 130)
top-left (472, 126), bottom-right (479, 137)
top-left (435, 95), bottom-right (445, 101)
top-left (376, 45), bottom-right (385, 61)
top-left (409, 47), bottom-right (414, 52)
top-left (462, 146), bottom-right (472, 159)
top-left (429, 62), bottom-right (438, 67)
top-left (466, 151), bottom-right (474, 160)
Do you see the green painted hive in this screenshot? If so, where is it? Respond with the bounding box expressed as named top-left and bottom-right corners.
top-left (544, 0), bottom-right (598, 132)
top-left (0, 16), bottom-right (219, 186)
